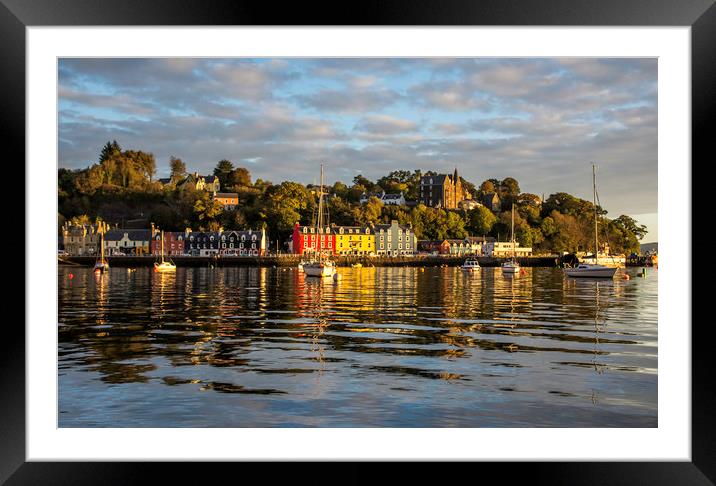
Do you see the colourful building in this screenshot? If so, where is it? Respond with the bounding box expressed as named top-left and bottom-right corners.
top-left (333, 225), bottom-right (375, 256)
top-left (292, 223), bottom-right (336, 256)
top-left (219, 229), bottom-right (266, 256)
top-left (151, 231), bottom-right (188, 256)
top-left (212, 192), bottom-right (239, 210)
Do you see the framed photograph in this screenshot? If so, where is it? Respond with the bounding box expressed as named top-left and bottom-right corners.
top-left (8, 0), bottom-right (710, 482)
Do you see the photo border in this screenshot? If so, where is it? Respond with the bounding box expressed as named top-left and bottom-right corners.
top-left (6, 0), bottom-right (710, 482)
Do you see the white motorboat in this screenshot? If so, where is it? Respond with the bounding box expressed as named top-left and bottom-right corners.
top-left (564, 164), bottom-right (618, 279)
top-left (501, 261), bottom-right (521, 274)
top-left (460, 259), bottom-right (481, 271)
top-left (501, 203), bottom-right (521, 275)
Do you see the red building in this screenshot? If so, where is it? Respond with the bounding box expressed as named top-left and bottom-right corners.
top-left (151, 231), bottom-right (187, 256)
top-left (292, 223), bottom-right (336, 255)
top-left (418, 240), bottom-right (451, 255)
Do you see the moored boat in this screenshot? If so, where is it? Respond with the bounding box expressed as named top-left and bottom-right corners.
top-left (153, 230), bottom-right (177, 272)
top-left (302, 164), bottom-right (336, 278)
top-left (460, 259), bottom-right (481, 271)
top-left (501, 204), bottom-right (520, 275)
top-left (564, 164), bottom-right (618, 279)
top-left (93, 228), bottom-right (109, 273)
top-left (565, 263), bottom-right (617, 278)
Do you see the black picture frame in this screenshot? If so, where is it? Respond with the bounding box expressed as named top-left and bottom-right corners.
top-left (5, 0), bottom-right (709, 483)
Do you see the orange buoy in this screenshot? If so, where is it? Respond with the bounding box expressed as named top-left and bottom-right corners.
top-left (623, 273), bottom-right (630, 280)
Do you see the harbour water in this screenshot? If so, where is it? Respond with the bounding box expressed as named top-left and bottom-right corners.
top-left (58, 266), bottom-right (657, 427)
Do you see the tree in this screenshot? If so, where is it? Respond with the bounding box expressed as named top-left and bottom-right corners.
top-left (611, 215), bottom-right (648, 241)
top-left (331, 181), bottom-right (349, 199)
top-left (169, 156), bottom-right (187, 182)
top-left (444, 211), bottom-right (467, 239)
top-left (479, 180), bottom-right (498, 194)
top-left (264, 181), bottom-right (311, 233)
top-left (99, 140), bottom-right (121, 163)
top-left (352, 197), bottom-right (382, 225)
top-left (500, 177), bottom-right (520, 197)
top-left (193, 194), bottom-right (223, 226)
top-left (214, 159), bottom-right (234, 187)
top-left (353, 174), bottom-right (375, 193)
top-left (227, 167), bottom-right (251, 188)
top-left (466, 206), bottom-right (498, 236)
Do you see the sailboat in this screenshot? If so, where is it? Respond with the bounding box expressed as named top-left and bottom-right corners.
top-left (564, 164), bottom-right (618, 279)
top-left (93, 227), bottom-right (109, 273)
top-left (154, 230), bottom-right (177, 272)
top-left (501, 203), bottom-right (520, 275)
top-left (303, 165), bottom-right (337, 278)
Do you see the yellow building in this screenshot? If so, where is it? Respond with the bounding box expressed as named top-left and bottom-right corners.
top-left (333, 225), bottom-right (375, 256)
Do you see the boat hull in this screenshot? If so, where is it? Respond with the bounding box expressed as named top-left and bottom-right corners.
top-left (154, 263), bottom-right (176, 272)
top-left (501, 264), bottom-right (520, 274)
top-left (303, 263), bottom-right (336, 277)
top-left (564, 266), bottom-right (618, 278)
top-left (93, 263), bottom-right (109, 273)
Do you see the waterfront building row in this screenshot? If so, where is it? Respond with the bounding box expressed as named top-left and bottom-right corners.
top-left (60, 224), bottom-right (266, 256)
top-left (291, 220), bottom-right (418, 257)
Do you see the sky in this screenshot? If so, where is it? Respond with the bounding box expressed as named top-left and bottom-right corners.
top-left (58, 58), bottom-right (658, 241)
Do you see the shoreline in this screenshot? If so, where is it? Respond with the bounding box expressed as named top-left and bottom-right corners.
top-left (60, 254), bottom-right (562, 268)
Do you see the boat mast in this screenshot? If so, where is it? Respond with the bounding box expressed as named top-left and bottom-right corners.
top-left (317, 164), bottom-right (324, 263)
top-left (161, 230), bottom-right (165, 263)
top-left (593, 163), bottom-right (598, 260)
top-left (511, 203), bottom-right (516, 260)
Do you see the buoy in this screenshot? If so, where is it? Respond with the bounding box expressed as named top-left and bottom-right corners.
top-left (623, 273), bottom-right (630, 280)
top-left (68, 273), bottom-right (74, 279)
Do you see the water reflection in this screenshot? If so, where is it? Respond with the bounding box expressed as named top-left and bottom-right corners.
top-left (58, 266), bottom-right (657, 427)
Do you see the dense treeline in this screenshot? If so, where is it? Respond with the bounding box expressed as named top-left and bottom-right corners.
top-left (58, 141), bottom-right (648, 254)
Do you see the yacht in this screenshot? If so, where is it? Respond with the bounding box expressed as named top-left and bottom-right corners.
top-left (303, 164), bottom-right (337, 278)
top-left (564, 164), bottom-right (618, 279)
top-left (153, 230), bottom-right (177, 272)
top-left (501, 204), bottom-right (521, 275)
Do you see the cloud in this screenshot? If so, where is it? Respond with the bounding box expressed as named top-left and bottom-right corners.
top-left (57, 57), bottom-right (657, 230)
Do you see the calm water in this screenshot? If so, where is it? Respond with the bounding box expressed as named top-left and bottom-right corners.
top-left (58, 266), bottom-right (657, 427)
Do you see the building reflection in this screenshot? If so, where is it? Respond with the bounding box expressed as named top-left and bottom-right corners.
top-left (58, 266), bottom-right (652, 396)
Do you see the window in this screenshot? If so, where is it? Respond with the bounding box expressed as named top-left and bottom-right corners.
top-left (242, 235), bottom-right (246, 241)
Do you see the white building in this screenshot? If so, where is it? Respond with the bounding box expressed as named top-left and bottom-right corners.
top-left (484, 241), bottom-right (532, 257)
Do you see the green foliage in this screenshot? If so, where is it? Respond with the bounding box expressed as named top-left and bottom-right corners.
top-left (169, 156), bottom-right (186, 182)
top-left (227, 167), bottom-right (251, 188)
top-left (214, 159), bottom-right (234, 187)
top-left (352, 197), bottom-right (383, 225)
top-left (466, 206), bottom-right (497, 236)
top-left (264, 181), bottom-right (311, 233)
top-left (58, 145), bottom-right (649, 252)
